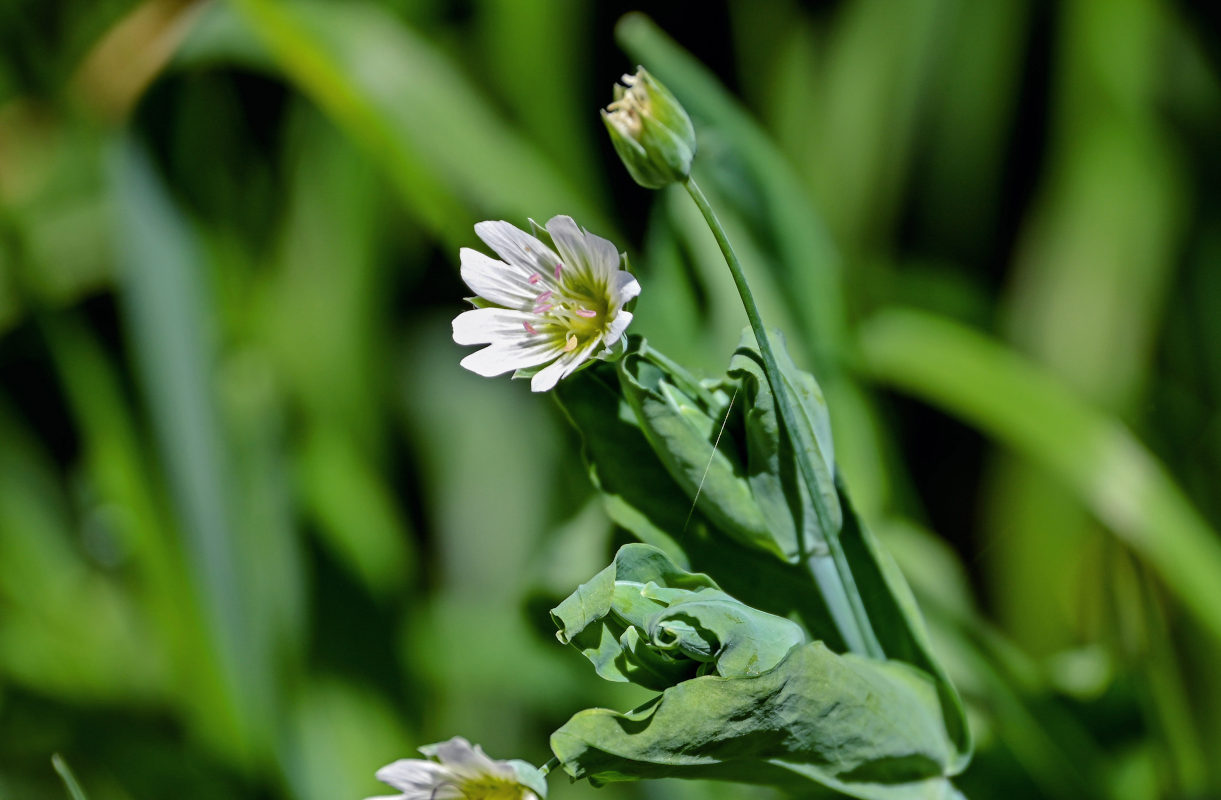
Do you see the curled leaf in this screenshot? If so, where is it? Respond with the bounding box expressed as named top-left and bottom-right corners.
top-left (552, 544), bottom-right (805, 685)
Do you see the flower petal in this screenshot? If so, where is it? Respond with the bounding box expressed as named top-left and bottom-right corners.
top-left (529, 340), bottom-right (600, 392)
top-left (475, 220), bottom-right (560, 274)
top-left (375, 759), bottom-right (450, 792)
top-left (614, 271), bottom-right (641, 304)
top-left (460, 340), bottom-right (563, 378)
top-left (547, 215), bottom-right (620, 285)
top-left (460, 248), bottom-right (539, 309)
top-left (604, 309), bottom-right (633, 343)
top-left (452, 308), bottom-right (537, 345)
top-left (426, 737), bottom-right (485, 768)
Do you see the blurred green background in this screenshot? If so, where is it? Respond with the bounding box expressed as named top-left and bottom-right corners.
top-left (2, 1), bottom-right (1221, 798)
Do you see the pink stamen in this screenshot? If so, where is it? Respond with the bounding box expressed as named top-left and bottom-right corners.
top-left (534, 303), bottom-right (553, 314)
top-left (536, 290), bottom-right (553, 304)
top-left (575, 308), bottom-right (597, 318)
top-left (528, 273), bottom-right (541, 284)
top-left (523, 321), bottom-right (538, 334)
top-left (554, 263), bottom-right (563, 279)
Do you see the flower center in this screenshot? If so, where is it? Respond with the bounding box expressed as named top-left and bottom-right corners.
top-left (524, 265), bottom-right (611, 350)
top-left (458, 775), bottom-right (532, 800)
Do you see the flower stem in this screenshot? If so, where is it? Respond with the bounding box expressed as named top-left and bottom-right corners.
top-left (683, 177), bottom-right (883, 659)
top-left (540, 756), bottom-right (560, 777)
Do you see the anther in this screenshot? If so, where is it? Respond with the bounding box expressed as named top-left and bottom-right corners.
top-left (564, 334), bottom-right (578, 352)
top-left (536, 290), bottom-right (553, 303)
top-left (575, 308), bottom-right (597, 318)
top-left (523, 322), bottom-right (538, 334)
top-left (554, 263), bottom-right (563, 279)
top-left (528, 273), bottom-right (541, 284)
top-left (534, 303), bottom-right (553, 314)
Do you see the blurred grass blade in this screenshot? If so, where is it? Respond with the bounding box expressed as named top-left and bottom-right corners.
top-left (52, 754), bottom-right (88, 800)
top-left (110, 135), bottom-right (271, 757)
top-left (857, 308), bottom-right (1221, 642)
top-left (212, 0), bottom-right (609, 244)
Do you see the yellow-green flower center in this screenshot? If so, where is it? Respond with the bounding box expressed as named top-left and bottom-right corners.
top-left (457, 774), bottom-right (534, 800)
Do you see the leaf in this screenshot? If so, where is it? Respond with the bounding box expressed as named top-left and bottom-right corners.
top-left (554, 337), bottom-right (972, 780)
top-left (552, 361), bottom-right (692, 565)
top-left (837, 486), bottom-right (972, 771)
top-left (552, 544), bottom-right (804, 689)
top-left (617, 343), bottom-right (784, 558)
top-left (552, 362), bottom-right (847, 648)
top-left (726, 328), bottom-right (841, 559)
top-left (551, 641), bottom-right (964, 800)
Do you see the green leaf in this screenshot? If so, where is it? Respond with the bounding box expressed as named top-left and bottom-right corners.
top-left (552, 362), bottom-right (692, 565)
top-left (552, 363), bottom-right (847, 648)
top-left (551, 641), bottom-right (964, 800)
top-left (727, 327), bottom-right (841, 559)
top-left (617, 341), bottom-right (784, 559)
top-left (837, 486), bottom-right (972, 771)
top-left (552, 543), bottom-right (803, 688)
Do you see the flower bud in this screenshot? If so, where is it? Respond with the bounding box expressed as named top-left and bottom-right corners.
top-left (602, 67), bottom-right (696, 188)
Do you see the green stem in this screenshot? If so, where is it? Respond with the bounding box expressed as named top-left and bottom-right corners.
top-left (540, 756), bottom-right (560, 777)
top-left (684, 177), bottom-right (883, 659)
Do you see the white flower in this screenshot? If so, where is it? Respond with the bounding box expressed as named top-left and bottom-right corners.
top-left (452, 215), bottom-right (641, 392)
top-left (366, 736), bottom-right (545, 800)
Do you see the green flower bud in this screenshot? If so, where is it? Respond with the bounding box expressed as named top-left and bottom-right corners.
top-left (602, 67), bottom-right (696, 189)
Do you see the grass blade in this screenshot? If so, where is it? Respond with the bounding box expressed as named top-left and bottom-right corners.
top-left (51, 754), bottom-right (88, 800)
top-left (857, 308), bottom-right (1221, 642)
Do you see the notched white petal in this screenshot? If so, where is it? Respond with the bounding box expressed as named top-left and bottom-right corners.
top-left (604, 309), bottom-right (633, 343)
top-left (475, 220), bottom-right (559, 272)
top-left (459, 248), bottom-right (538, 308)
top-left (375, 759), bottom-right (449, 791)
top-left (426, 737), bottom-right (494, 772)
top-left (461, 340), bottom-right (564, 377)
top-left (452, 308), bottom-right (536, 345)
top-left (545, 215), bottom-right (590, 275)
top-left (615, 272), bottom-right (642, 303)
top-left (529, 340), bottom-right (600, 392)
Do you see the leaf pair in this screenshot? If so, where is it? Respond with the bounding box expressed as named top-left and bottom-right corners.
top-left (549, 544), bottom-right (963, 799)
top-left (551, 334), bottom-right (971, 799)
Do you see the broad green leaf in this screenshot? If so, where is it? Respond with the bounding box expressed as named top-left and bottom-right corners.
top-left (552, 363), bottom-right (691, 565)
top-left (551, 641), bottom-right (964, 800)
top-left (837, 486), bottom-right (972, 770)
top-left (727, 328), bottom-right (841, 559)
top-left (552, 544), bottom-right (803, 688)
top-left (617, 343), bottom-right (783, 559)
top-left (553, 363), bottom-right (847, 648)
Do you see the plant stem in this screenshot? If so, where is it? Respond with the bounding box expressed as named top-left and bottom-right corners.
top-left (684, 177), bottom-right (883, 659)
